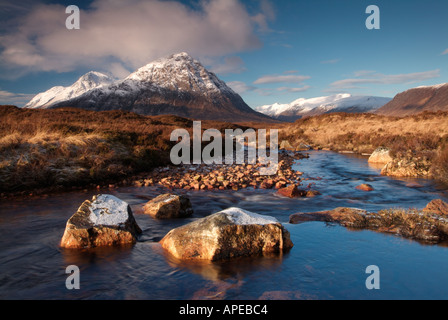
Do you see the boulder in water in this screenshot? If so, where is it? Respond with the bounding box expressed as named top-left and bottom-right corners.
top-left (368, 147), bottom-right (393, 164)
top-left (160, 207), bottom-right (293, 261)
top-left (143, 194), bottom-right (193, 219)
top-left (60, 194), bottom-right (142, 249)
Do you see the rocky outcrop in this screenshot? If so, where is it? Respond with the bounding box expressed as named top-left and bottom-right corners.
top-left (143, 194), bottom-right (193, 219)
top-left (289, 207), bottom-right (368, 226)
top-left (381, 158), bottom-right (431, 178)
top-left (368, 147), bottom-right (393, 164)
top-left (289, 205), bottom-right (448, 243)
top-left (60, 194), bottom-right (142, 249)
top-left (160, 207), bottom-right (293, 261)
top-left (423, 199), bottom-right (448, 216)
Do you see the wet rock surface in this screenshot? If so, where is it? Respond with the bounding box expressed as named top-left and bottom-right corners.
top-left (368, 147), bottom-right (393, 164)
top-left (160, 207), bottom-right (294, 261)
top-left (289, 203), bottom-right (448, 243)
top-left (60, 194), bottom-right (142, 249)
top-left (132, 151), bottom-right (309, 192)
top-left (143, 193), bottom-right (193, 219)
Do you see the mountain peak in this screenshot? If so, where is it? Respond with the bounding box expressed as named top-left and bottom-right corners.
top-left (169, 52), bottom-right (194, 60)
top-left (78, 71), bottom-right (113, 82)
top-left (24, 71), bottom-right (113, 109)
top-left (24, 52), bottom-right (274, 122)
top-left (125, 52), bottom-right (230, 96)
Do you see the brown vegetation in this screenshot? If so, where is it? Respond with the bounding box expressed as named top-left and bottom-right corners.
top-left (0, 105), bottom-right (256, 195)
top-left (278, 111), bottom-right (448, 182)
top-left (2, 105), bottom-right (448, 195)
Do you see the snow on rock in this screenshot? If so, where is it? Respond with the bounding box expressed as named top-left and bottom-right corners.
top-left (88, 194), bottom-right (130, 226)
top-left (60, 194), bottom-right (141, 249)
top-left (220, 207), bottom-right (279, 225)
top-left (160, 207), bottom-right (293, 261)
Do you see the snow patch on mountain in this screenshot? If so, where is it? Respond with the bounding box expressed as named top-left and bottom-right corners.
top-left (25, 71), bottom-right (114, 109)
top-left (23, 52), bottom-right (272, 122)
top-left (415, 83), bottom-right (448, 90)
top-left (124, 52), bottom-right (234, 96)
top-left (255, 94), bottom-right (392, 120)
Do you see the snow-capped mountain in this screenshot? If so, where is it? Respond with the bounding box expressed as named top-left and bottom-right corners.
top-left (376, 83), bottom-right (448, 117)
top-left (24, 71), bottom-right (114, 109)
top-left (255, 94), bottom-right (392, 122)
top-left (26, 52), bottom-right (274, 123)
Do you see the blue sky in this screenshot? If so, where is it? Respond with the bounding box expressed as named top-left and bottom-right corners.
top-left (0, 0), bottom-right (447, 108)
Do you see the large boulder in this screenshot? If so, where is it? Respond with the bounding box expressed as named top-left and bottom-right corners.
top-left (143, 194), bottom-right (193, 219)
top-left (160, 207), bottom-right (293, 261)
top-left (368, 147), bottom-right (393, 164)
top-left (60, 194), bottom-right (142, 249)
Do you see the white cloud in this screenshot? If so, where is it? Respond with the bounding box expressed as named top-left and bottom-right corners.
top-left (251, 0), bottom-right (276, 32)
top-left (442, 49), bottom-right (448, 55)
top-left (253, 74), bottom-right (311, 85)
top-left (352, 70), bottom-right (376, 77)
top-left (0, 0), bottom-right (271, 76)
top-left (227, 81), bottom-right (256, 95)
top-left (277, 86), bottom-right (311, 93)
top-left (328, 69), bottom-right (440, 91)
top-left (0, 90), bottom-right (35, 106)
top-left (210, 56), bottom-right (247, 74)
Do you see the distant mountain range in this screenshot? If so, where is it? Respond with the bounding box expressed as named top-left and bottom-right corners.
top-left (375, 83), bottom-right (448, 116)
top-left (25, 52), bottom-right (274, 123)
top-left (255, 94), bottom-right (392, 122)
top-left (24, 52), bottom-right (448, 122)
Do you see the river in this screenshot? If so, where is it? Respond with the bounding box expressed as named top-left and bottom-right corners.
top-left (1, 151), bottom-right (447, 300)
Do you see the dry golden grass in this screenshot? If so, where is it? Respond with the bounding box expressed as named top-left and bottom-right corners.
top-left (278, 111), bottom-right (448, 182)
top-left (2, 105), bottom-right (448, 193)
top-left (280, 112), bottom-right (448, 153)
top-left (0, 106), bottom-right (258, 194)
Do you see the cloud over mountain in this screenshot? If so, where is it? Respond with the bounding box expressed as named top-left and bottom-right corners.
top-left (0, 0), bottom-right (270, 78)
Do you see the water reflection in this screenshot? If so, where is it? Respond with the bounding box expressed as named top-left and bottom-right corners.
top-left (1, 151), bottom-right (448, 299)
top-left (61, 245), bottom-right (134, 267)
top-left (161, 249), bottom-right (286, 282)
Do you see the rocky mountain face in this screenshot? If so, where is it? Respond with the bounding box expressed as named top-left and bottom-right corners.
top-left (26, 52), bottom-right (274, 123)
top-left (256, 94), bottom-right (391, 122)
top-left (375, 83), bottom-right (448, 116)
